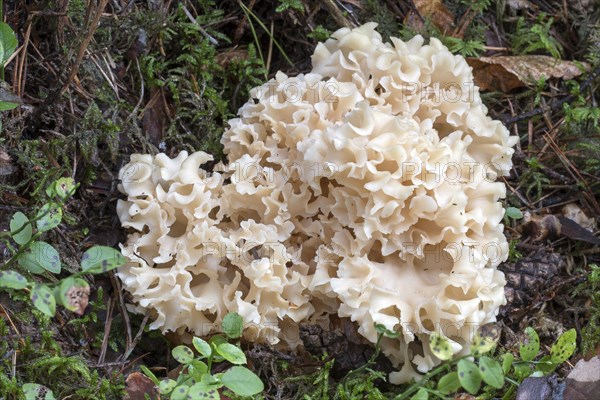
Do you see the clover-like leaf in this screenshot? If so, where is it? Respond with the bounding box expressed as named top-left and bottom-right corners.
top-left (457, 359), bottom-right (482, 395)
top-left (169, 384), bottom-right (189, 400)
top-left (437, 372), bottom-right (461, 394)
top-left (57, 277), bottom-right (90, 315)
top-left (0, 22), bottom-right (18, 64)
top-left (505, 207), bottom-right (524, 219)
top-left (18, 241), bottom-right (61, 274)
top-left (187, 383), bottom-right (221, 399)
top-left (410, 388), bottom-right (428, 400)
top-left (30, 284), bottom-right (56, 317)
top-left (549, 328), bottom-right (576, 364)
top-left (221, 366), bottom-right (264, 396)
top-left (10, 211), bottom-right (32, 245)
top-left (471, 323), bottom-right (500, 356)
top-left (22, 383), bottom-right (55, 400)
top-left (81, 246), bottom-right (126, 273)
top-left (519, 327), bottom-right (540, 362)
top-left (0, 270), bottom-right (28, 289)
top-left (46, 177), bottom-right (77, 200)
top-left (222, 312), bottom-right (244, 339)
top-left (158, 379), bottom-right (177, 395)
top-left (36, 203), bottom-right (62, 232)
top-left (501, 353), bottom-right (514, 375)
top-left (429, 332), bottom-right (453, 361)
top-left (172, 345), bottom-right (194, 364)
top-left (216, 343), bottom-right (246, 365)
top-left (193, 337), bottom-right (212, 358)
top-left (479, 356), bottom-right (504, 389)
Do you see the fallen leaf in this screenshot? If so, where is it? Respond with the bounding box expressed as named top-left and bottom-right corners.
top-left (216, 48), bottom-right (249, 68)
top-left (468, 56), bottom-right (587, 92)
top-left (521, 212), bottom-right (600, 245)
top-left (562, 203), bottom-right (595, 231)
top-left (0, 150), bottom-right (16, 177)
top-left (405, 0), bottom-right (455, 35)
top-left (124, 372), bottom-right (159, 400)
top-left (563, 356), bottom-right (600, 400)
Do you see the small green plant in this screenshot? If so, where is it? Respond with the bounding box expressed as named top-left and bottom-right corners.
top-left (369, 324), bottom-right (577, 400)
top-left (308, 25), bottom-right (333, 42)
top-left (574, 264), bottom-right (600, 354)
top-left (520, 157), bottom-right (551, 199)
top-left (0, 177), bottom-right (126, 316)
top-left (442, 36), bottom-right (486, 58)
top-left (142, 312), bottom-right (264, 399)
top-left (0, 20), bottom-right (20, 125)
top-left (275, 0), bottom-right (304, 13)
top-left (512, 13), bottom-right (563, 59)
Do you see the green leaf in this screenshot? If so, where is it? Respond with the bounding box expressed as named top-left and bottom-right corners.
top-left (10, 212), bottom-right (32, 245)
top-left (0, 270), bottom-right (28, 289)
top-left (0, 100), bottom-right (18, 111)
top-left (30, 284), bottom-right (56, 317)
top-left (189, 359), bottom-right (208, 377)
top-left (80, 246), bottom-right (126, 273)
top-left (519, 327), bottom-right (540, 362)
top-left (18, 241), bottom-right (61, 274)
top-left (36, 203), bottom-right (62, 232)
top-left (429, 333), bottom-right (453, 361)
top-left (46, 177), bottom-right (77, 200)
top-left (437, 372), bottom-right (461, 394)
top-left (501, 353), bottom-right (514, 375)
top-left (187, 383), bottom-right (221, 399)
top-left (222, 312), bottom-right (244, 339)
top-left (457, 359), bottom-right (482, 395)
top-left (471, 323), bottom-right (500, 356)
top-left (535, 355), bottom-right (556, 375)
top-left (172, 345), bottom-right (194, 364)
top-left (22, 383), bottom-right (56, 400)
top-left (216, 343), bottom-right (246, 365)
top-left (479, 356), bottom-right (504, 389)
top-left (505, 207), bottom-right (524, 219)
top-left (550, 328), bottom-right (577, 364)
top-left (158, 379), bottom-right (177, 395)
top-left (221, 366), bottom-right (264, 396)
top-left (410, 388), bottom-right (428, 400)
top-left (56, 277), bottom-right (89, 313)
top-left (169, 385), bottom-right (189, 400)
top-left (140, 365), bottom-right (160, 385)
top-left (0, 22), bottom-right (18, 64)
top-left (193, 337), bottom-right (212, 358)
top-left (514, 362), bottom-right (533, 380)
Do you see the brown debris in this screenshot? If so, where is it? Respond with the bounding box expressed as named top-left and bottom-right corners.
top-left (123, 372), bottom-right (159, 400)
top-left (468, 56), bottom-right (587, 92)
top-left (405, 0), bottom-right (455, 35)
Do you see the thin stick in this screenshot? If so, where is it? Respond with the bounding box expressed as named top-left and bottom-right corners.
top-left (61, 0), bottom-right (109, 95)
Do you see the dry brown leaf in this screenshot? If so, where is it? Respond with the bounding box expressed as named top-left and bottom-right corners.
top-left (468, 56), bottom-right (587, 92)
top-left (562, 203), bottom-right (596, 231)
top-left (521, 212), bottom-right (600, 245)
top-left (563, 356), bottom-right (600, 400)
top-left (123, 372), bottom-right (159, 400)
top-left (405, 0), bottom-right (455, 35)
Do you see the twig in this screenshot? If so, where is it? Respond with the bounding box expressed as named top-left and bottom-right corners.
top-left (321, 0), bottom-right (356, 28)
top-left (60, 0), bottom-right (110, 95)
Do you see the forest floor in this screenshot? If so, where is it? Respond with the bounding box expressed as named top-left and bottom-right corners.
top-left (1, 0), bottom-right (599, 399)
